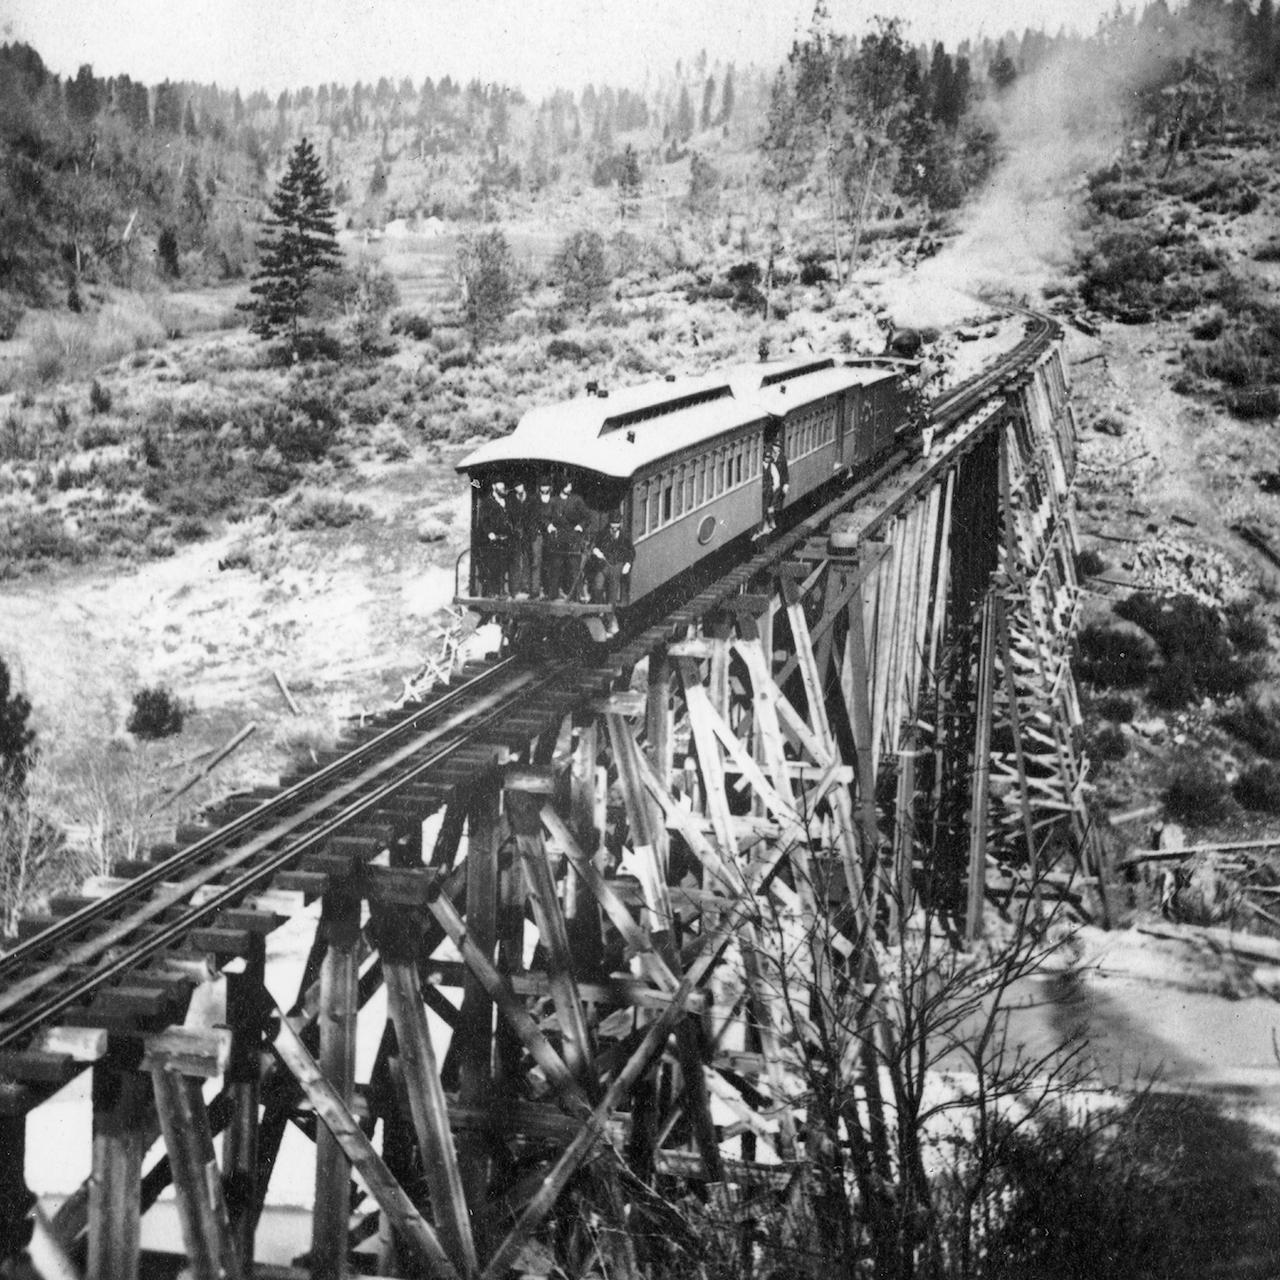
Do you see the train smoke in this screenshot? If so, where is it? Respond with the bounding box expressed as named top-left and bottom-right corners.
top-left (875, 38), bottom-right (1150, 328)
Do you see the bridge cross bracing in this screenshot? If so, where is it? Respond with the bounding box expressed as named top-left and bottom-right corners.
top-left (0, 335), bottom-right (1099, 1280)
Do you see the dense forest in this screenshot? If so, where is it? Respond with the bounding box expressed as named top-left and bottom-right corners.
top-left (1, 0), bottom-right (1278, 324)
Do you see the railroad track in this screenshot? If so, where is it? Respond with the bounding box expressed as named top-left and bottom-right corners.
top-left (0, 311), bottom-right (1060, 1063)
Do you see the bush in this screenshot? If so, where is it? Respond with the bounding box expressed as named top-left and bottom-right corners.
top-left (438, 348), bottom-right (472, 373)
top-left (1150, 659), bottom-right (1199, 709)
top-left (1114, 592), bottom-right (1258, 700)
top-left (88, 379), bottom-right (112, 415)
top-left (270, 394), bottom-right (342, 462)
top-left (1091, 724), bottom-right (1129, 762)
top-left (985, 1095), bottom-right (1272, 1280)
top-left (1225, 602), bottom-right (1269, 653)
top-left (282, 491), bottom-right (367, 529)
top-left (127, 687), bottom-right (184, 739)
top-left (1079, 228), bottom-right (1166, 317)
top-left (1234, 762), bottom-right (1280, 813)
top-left (798, 253), bottom-right (832, 286)
top-left (0, 294), bottom-right (24, 342)
top-left (1220, 698), bottom-right (1280, 757)
top-left (1093, 693), bottom-right (1136, 723)
top-left (1114, 592), bottom-right (1213, 656)
top-left (389, 311), bottom-right (433, 341)
top-left (1076, 547), bottom-right (1106, 577)
top-left (268, 330), bottom-right (342, 365)
top-left (1075, 623), bottom-right (1154, 687)
top-left (1164, 764), bottom-right (1232, 823)
top-left (1225, 386), bottom-right (1280, 419)
top-left (0, 660), bottom-right (35, 789)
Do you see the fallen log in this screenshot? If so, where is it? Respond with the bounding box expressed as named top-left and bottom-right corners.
top-left (1137, 919), bottom-right (1280, 964)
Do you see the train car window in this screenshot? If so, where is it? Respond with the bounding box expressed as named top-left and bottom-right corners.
top-left (695, 455), bottom-right (706, 505)
top-left (636, 481), bottom-right (648, 536)
top-left (649, 479), bottom-right (661, 531)
top-left (685, 466), bottom-right (695, 511)
top-left (734, 442), bottom-right (743, 485)
top-left (662, 475), bottom-right (673, 524)
top-left (673, 465), bottom-right (684, 518)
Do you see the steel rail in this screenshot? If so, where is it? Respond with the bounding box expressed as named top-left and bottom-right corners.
top-left (0, 660), bottom-right (573, 1049)
top-left (0, 655), bottom-right (527, 976)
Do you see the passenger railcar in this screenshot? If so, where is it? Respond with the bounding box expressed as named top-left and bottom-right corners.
top-left (455, 355), bottom-right (908, 635)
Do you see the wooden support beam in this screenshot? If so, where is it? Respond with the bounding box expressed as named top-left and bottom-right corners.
top-left (271, 1011), bottom-right (461, 1280)
top-left (966, 597), bottom-right (998, 944)
top-left (507, 790), bottom-right (596, 1089)
top-left (312, 888), bottom-right (361, 1280)
top-left (453, 780), bottom-right (500, 1211)
top-left (540, 805), bottom-right (679, 993)
top-left (478, 908), bottom-right (739, 1280)
top-left (378, 914), bottom-right (478, 1278)
top-left (0, 1116), bottom-right (34, 1267)
top-left (88, 1065), bottom-right (151, 1280)
top-left (222, 934), bottom-right (265, 1268)
top-left (425, 887), bottom-right (588, 1108)
top-left (151, 1068), bottom-right (244, 1280)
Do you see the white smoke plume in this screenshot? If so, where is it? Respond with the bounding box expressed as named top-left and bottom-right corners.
top-left (874, 35), bottom-right (1162, 329)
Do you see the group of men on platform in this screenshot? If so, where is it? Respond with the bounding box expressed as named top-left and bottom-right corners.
top-left (474, 476), bottom-right (633, 604)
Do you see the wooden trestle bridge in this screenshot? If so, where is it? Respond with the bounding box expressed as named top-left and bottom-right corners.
top-left (0, 318), bottom-right (1099, 1280)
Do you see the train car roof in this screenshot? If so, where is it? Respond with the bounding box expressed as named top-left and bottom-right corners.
top-left (457, 357), bottom-right (897, 480)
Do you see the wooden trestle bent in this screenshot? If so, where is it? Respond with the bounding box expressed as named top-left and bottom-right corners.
top-left (0, 335), bottom-right (1098, 1279)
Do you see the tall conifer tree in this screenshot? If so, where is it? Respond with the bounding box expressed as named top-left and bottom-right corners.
top-left (246, 137), bottom-right (340, 353)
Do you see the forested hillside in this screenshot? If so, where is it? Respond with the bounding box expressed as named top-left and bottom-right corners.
top-left (16, 4), bottom-right (1275, 319)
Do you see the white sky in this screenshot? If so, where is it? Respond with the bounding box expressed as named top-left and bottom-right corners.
top-left (2, 0), bottom-right (1135, 96)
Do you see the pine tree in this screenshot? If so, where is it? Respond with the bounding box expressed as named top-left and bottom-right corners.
top-left (245, 137), bottom-right (341, 355)
top-left (617, 143), bottom-right (642, 219)
top-left (0, 660), bottom-right (35, 792)
top-left (719, 65), bottom-right (736, 125)
top-left (674, 85), bottom-right (695, 142)
top-left (457, 228), bottom-right (517, 348)
top-left (553, 229), bottom-right (610, 317)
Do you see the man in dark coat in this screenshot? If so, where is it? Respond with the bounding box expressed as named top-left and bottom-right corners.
top-left (589, 513), bottom-right (633, 611)
top-left (475, 478), bottom-right (514, 596)
top-left (528, 479), bottom-right (556, 598)
top-left (547, 478), bottom-right (588, 600)
top-left (762, 438), bottom-right (789, 531)
top-left (507, 479), bottom-right (532, 597)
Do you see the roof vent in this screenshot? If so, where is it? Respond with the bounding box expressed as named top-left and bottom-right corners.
top-left (665, 374), bottom-right (676, 382)
top-left (586, 380), bottom-right (599, 396)
top-left (598, 389), bottom-right (609, 399)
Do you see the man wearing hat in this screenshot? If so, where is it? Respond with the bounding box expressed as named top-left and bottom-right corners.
top-left (507, 478), bottom-right (532, 597)
top-left (547, 477), bottom-right (588, 600)
top-left (475, 477), bottom-right (513, 596)
top-left (589, 512), bottom-right (634, 616)
top-left (528, 478), bottom-right (556, 598)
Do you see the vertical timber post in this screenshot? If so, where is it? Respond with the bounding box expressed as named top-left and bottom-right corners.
top-left (456, 777), bottom-right (500, 1227)
top-left (312, 886), bottom-right (362, 1280)
top-left (223, 935), bottom-right (265, 1267)
top-left (89, 1064), bottom-right (150, 1280)
top-left (152, 1067), bottom-right (244, 1280)
top-left (966, 596), bottom-right (998, 944)
top-left (0, 1115), bottom-right (34, 1272)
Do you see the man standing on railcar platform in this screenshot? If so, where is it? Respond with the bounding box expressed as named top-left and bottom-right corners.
top-left (762, 437), bottom-right (789, 532)
top-left (548, 477), bottom-right (588, 600)
top-left (529, 479), bottom-right (556, 597)
top-left (476, 478), bottom-right (514, 596)
top-left (508, 478), bottom-right (532, 597)
top-left (589, 513), bottom-right (633, 616)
